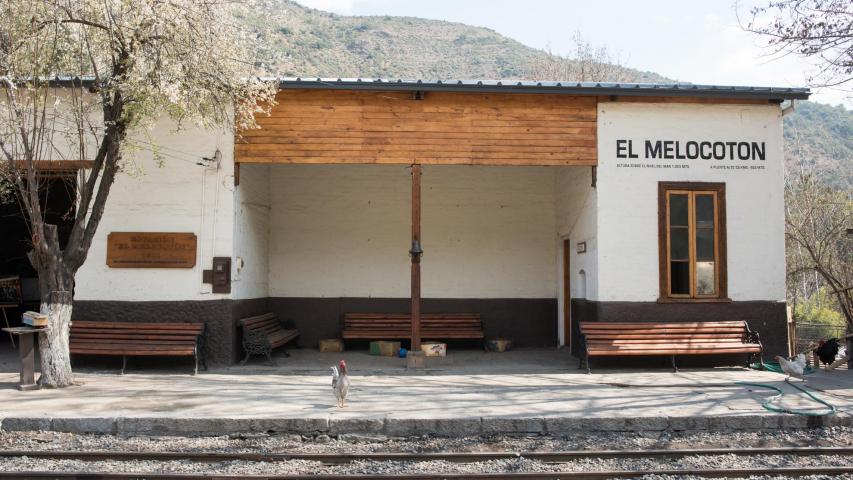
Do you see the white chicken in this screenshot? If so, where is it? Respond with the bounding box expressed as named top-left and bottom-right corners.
top-left (775, 353), bottom-right (807, 382)
top-left (330, 359), bottom-right (350, 408)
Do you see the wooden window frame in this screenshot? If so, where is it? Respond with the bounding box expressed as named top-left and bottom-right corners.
top-left (657, 182), bottom-right (729, 303)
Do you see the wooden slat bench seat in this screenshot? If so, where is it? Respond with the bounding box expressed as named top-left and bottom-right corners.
top-left (238, 313), bottom-right (300, 364)
top-left (579, 321), bottom-right (762, 373)
top-left (70, 321), bottom-right (206, 375)
top-left (342, 313), bottom-right (484, 344)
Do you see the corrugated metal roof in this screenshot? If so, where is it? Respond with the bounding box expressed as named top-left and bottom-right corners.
top-left (275, 77), bottom-right (810, 101)
top-left (46, 76), bottom-right (810, 101)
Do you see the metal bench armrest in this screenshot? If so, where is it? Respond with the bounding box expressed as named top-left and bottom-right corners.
top-left (243, 328), bottom-right (272, 350)
top-left (744, 326), bottom-right (763, 359)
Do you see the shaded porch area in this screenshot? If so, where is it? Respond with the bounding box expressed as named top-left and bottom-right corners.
top-left (232, 163), bottom-right (597, 357)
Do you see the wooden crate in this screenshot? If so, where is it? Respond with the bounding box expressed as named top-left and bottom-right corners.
top-left (319, 338), bottom-right (344, 353)
top-left (378, 341), bottom-right (401, 357)
top-left (421, 342), bottom-right (446, 357)
top-left (486, 338), bottom-right (513, 352)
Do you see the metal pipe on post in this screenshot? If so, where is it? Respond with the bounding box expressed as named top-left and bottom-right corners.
top-left (409, 163), bottom-right (423, 352)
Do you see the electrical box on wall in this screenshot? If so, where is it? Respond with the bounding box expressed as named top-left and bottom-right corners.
top-left (202, 257), bottom-right (231, 294)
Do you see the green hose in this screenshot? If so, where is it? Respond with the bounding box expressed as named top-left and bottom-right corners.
top-left (749, 360), bottom-right (816, 375)
top-left (738, 361), bottom-right (836, 416)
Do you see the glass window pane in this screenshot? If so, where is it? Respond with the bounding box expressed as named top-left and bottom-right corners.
top-left (695, 194), bottom-right (715, 229)
top-left (669, 194), bottom-right (688, 226)
top-left (670, 227), bottom-right (689, 261)
top-left (671, 261), bottom-right (690, 294)
top-left (696, 261), bottom-right (716, 295)
top-left (696, 227), bottom-right (715, 261)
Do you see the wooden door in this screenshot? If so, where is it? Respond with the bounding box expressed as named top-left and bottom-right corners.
top-left (562, 239), bottom-right (571, 349)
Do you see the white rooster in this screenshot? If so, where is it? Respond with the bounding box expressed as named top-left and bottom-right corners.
top-left (775, 353), bottom-right (807, 382)
top-left (330, 359), bottom-right (350, 408)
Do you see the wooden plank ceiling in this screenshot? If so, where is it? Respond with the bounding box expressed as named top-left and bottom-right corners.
top-left (235, 89), bottom-right (597, 166)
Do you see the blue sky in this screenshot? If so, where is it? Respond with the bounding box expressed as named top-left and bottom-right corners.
top-left (294, 0), bottom-right (849, 107)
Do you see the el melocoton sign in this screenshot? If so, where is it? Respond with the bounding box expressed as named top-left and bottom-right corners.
top-left (614, 139), bottom-right (768, 171)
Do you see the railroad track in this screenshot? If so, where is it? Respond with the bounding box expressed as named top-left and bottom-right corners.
top-left (0, 446), bottom-right (851, 479)
top-left (2, 446), bottom-right (853, 463)
top-left (3, 469), bottom-right (853, 480)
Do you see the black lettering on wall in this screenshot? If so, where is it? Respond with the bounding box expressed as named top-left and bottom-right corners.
top-left (752, 142), bottom-right (766, 160)
top-left (620, 139), bottom-right (767, 162)
top-left (646, 140), bottom-right (662, 158)
top-left (737, 142), bottom-right (751, 160)
top-left (627, 140), bottom-right (639, 158)
top-left (675, 141), bottom-right (686, 159)
top-left (616, 139), bottom-right (628, 158)
top-left (726, 141), bottom-right (737, 159)
top-left (700, 142), bottom-right (712, 159)
top-left (712, 142), bottom-right (726, 160)
top-left (664, 140), bottom-right (675, 159)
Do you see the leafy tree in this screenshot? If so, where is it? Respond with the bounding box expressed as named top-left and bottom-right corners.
top-left (0, 1), bottom-right (277, 387)
top-left (791, 287), bottom-right (848, 353)
top-left (785, 164), bottom-right (853, 332)
top-left (793, 287), bottom-right (845, 327)
top-left (742, 0), bottom-right (852, 89)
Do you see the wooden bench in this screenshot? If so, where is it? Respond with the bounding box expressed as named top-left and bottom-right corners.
top-left (342, 313), bottom-right (484, 345)
top-left (579, 321), bottom-right (762, 373)
top-left (238, 313), bottom-right (300, 364)
top-left (70, 321), bottom-right (206, 375)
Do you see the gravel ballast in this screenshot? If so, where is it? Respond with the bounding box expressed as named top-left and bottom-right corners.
top-left (0, 428), bottom-right (851, 478)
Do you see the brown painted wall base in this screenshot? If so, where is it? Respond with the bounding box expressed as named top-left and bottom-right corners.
top-left (73, 297), bottom-right (559, 365)
top-left (268, 297), bottom-right (558, 349)
top-left (73, 300), bottom-right (237, 366)
top-left (570, 299), bottom-right (788, 362)
top-left (73, 297), bottom-right (787, 368)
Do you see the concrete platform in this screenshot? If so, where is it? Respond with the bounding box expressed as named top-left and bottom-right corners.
top-left (1, 348), bottom-right (851, 436)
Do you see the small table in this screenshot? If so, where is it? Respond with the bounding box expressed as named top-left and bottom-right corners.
top-left (2, 326), bottom-right (47, 390)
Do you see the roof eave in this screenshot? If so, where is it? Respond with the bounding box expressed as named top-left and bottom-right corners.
top-left (277, 79), bottom-right (810, 102)
top-left (39, 76), bottom-right (811, 102)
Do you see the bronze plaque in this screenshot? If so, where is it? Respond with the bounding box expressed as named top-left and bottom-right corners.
top-left (107, 232), bottom-right (197, 268)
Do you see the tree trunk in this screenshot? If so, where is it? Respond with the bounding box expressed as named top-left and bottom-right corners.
top-left (37, 290), bottom-right (74, 388)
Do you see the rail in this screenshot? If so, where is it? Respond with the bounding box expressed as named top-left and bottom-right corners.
top-left (0, 446), bottom-right (851, 478)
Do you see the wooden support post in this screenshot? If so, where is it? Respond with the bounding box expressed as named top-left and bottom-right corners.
top-left (18, 331), bottom-right (35, 390)
top-left (2, 327), bottom-right (40, 390)
top-left (410, 164), bottom-right (422, 351)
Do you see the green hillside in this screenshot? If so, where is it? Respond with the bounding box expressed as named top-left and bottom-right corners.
top-left (246, 0), bottom-right (851, 184)
top-left (783, 101), bottom-right (852, 187)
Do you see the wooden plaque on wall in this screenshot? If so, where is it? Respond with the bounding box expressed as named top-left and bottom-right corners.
top-left (107, 232), bottom-right (197, 268)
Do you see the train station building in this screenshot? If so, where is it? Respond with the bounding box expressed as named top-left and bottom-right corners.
top-left (0, 79), bottom-right (809, 366)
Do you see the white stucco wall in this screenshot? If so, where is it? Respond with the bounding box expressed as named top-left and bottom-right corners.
top-left (232, 164), bottom-right (270, 299)
top-left (74, 122), bottom-right (236, 301)
top-left (555, 167), bottom-right (598, 345)
top-left (596, 102), bottom-right (786, 302)
top-left (70, 99), bottom-right (784, 309)
top-left (267, 164), bottom-right (558, 298)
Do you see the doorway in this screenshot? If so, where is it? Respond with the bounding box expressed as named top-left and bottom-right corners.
top-left (0, 175), bottom-right (77, 340)
top-left (562, 238), bottom-right (571, 349)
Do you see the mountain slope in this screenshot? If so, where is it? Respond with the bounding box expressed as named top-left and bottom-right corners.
top-left (248, 0), bottom-right (667, 82)
top-left (784, 101), bottom-right (852, 187)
